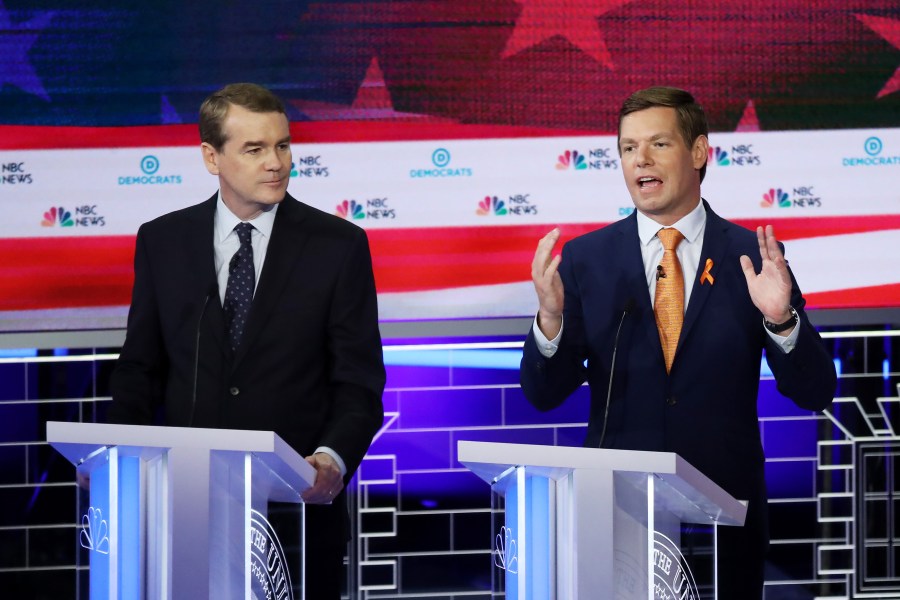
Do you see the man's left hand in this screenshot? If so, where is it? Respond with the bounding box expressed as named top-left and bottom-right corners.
top-left (740, 225), bottom-right (794, 327)
top-left (301, 452), bottom-right (344, 504)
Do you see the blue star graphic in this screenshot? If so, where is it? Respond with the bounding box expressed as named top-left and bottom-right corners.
top-left (0, 1), bottom-right (55, 101)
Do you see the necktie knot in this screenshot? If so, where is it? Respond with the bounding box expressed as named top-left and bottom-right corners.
top-left (657, 227), bottom-right (684, 251)
top-left (235, 222), bottom-right (254, 245)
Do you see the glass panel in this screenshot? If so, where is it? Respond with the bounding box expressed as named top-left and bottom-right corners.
top-left (209, 450), bottom-right (248, 597)
top-left (208, 450), bottom-right (306, 600)
top-left (612, 472), bottom-right (650, 600)
top-left (651, 476), bottom-right (715, 600)
top-left (249, 452), bottom-right (305, 600)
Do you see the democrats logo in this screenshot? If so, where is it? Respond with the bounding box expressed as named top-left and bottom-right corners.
top-left (336, 198), bottom-right (395, 220)
top-left (41, 205), bottom-right (107, 227)
top-left (291, 155), bottom-right (329, 178)
top-left (556, 148), bottom-right (618, 171)
top-left (476, 194), bottom-right (538, 216)
top-left (842, 136), bottom-right (900, 167)
top-left (249, 510), bottom-right (294, 600)
top-left (760, 186), bottom-right (822, 209)
top-left (118, 155), bottom-right (183, 186)
top-left (708, 144), bottom-right (761, 167)
top-left (409, 148), bottom-right (473, 178)
top-left (1, 161), bottom-right (33, 185)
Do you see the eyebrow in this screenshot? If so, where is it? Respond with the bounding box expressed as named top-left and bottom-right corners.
top-left (240, 136), bottom-right (292, 149)
top-left (619, 133), bottom-right (672, 146)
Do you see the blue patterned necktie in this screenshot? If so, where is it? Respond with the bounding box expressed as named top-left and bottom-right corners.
top-left (223, 222), bottom-right (255, 352)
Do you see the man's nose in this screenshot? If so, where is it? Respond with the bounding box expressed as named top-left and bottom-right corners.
top-left (634, 144), bottom-right (654, 168)
top-left (263, 149), bottom-right (283, 170)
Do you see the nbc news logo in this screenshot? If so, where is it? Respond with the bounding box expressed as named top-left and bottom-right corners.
top-left (760, 187), bottom-right (821, 209)
top-left (336, 198), bottom-right (395, 220)
top-left (556, 148), bottom-right (618, 171)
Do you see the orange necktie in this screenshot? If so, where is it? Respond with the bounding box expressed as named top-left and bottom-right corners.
top-left (654, 228), bottom-right (685, 373)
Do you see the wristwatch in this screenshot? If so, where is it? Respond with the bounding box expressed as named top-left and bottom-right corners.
top-left (764, 306), bottom-right (799, 334)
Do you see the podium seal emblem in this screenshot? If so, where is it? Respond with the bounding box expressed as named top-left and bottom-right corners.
top-left (249, 509), bottom-right (294, 600)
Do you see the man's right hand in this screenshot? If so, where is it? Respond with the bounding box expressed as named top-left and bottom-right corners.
top-left (532, 228), bottom-right (564, 339)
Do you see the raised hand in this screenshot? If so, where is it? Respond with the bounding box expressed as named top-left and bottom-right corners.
top-left (739, 225), bottom-right (794, 326)
top-left (532, 228), bottom-right (564, 338)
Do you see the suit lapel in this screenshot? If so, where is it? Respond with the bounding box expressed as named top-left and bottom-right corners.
top-left (191, 195), bottom-right (227, 356)
top-left (231, 195), bottom-right (309, 369)
top-left (617, 214), bottom-right (661, 361)
top-left (676, 200), bottom-right (729, 363)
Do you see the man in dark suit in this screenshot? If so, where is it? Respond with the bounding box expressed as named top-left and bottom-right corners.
top-left (520, 87), bottom-right (836, 599)
top-left (108, 83), bottom-right (385, 599)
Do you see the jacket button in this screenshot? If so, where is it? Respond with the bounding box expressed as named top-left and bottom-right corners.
top-left (667, 396), bottom-right (677, 406)
top-left (229, 386), bottom-right (240, 396)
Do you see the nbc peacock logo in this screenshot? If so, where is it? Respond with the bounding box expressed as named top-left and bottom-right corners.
top-left (41, 206), bottom-right (74, 227)
top-left (760, 188), bottom-right (791, 209)
top-left (709, 146), bottom-right (730, 166)
top-left (477, 196), bottom-right (508, 216)
top-left (336, 199), bottom-right (365, 220)
top-left (556, 150), bottom-right (587, 171)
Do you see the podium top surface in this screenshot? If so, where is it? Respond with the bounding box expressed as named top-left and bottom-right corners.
top-left (47, 421), bottom-right (316, 491)
top-left (457, 440), bottom-right (747, 526)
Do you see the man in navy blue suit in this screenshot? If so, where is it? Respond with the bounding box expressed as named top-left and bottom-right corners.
top-left (520, 86), bottom-right (836, 599)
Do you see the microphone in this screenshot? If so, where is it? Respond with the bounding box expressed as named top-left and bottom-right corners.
top-left (189, 284), bottom-right (216, 427)
top-left (599, 298), bottom-right (636, 448)
top-left (656, 265), bottom-right (665, 281)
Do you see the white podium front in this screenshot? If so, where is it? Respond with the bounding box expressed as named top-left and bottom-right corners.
top-left (458, 441), bottom-right (747, 600)
top-left (47, 421), bottom-right (316, 599)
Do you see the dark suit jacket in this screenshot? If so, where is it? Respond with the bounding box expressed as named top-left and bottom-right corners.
top-left (109, 193), bottom-right (386, 542)
top-left (520, 201), bottom-right (835, 543)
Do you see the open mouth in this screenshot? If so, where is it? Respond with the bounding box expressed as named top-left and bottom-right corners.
top-left (638, 176), bottom-right (662, 189)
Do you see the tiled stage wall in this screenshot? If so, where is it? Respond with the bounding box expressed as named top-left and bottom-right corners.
top-left (0, 325), bottom-right (897, 599)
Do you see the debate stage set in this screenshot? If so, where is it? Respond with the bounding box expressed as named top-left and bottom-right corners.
top-left (1, 0), bottom-right (899, 598)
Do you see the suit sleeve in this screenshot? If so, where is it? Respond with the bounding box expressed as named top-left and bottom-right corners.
top-left (107, 225), bottom-right (168, 425)
top-left (520, 242), bottom-right (589, 410)
top-left (764, 264), bottom-right (836, 412)
top-left (318, 228), bottom-right (386, 480)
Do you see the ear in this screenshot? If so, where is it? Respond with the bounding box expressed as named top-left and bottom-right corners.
top-left (692, 134), bottom-right (709, 170)
top-left (201, 142), bottom-right (219, 176)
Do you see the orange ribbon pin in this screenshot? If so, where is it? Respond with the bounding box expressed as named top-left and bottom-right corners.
top-left (700, 258), bottom-right (715, 285)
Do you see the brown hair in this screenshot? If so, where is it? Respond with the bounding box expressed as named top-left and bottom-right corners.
top-left (618, 86), bottom-right (709, 182)
top-left (199, 83), bottom-right (287, 151)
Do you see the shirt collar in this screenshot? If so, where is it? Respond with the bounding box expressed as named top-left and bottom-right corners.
top-left (636, 199), bottom-right (706, 247)
top-left (214, 192), bottom-right (278, 243)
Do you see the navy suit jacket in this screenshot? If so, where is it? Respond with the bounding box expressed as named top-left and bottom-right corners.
top-left (109, 193), bottom-right (386, 542)
top-left (520, 201), bottom-right (835, 534)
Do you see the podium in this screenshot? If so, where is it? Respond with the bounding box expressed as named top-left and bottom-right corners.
top-left (458, 441), bottom-right (747, 600)
top-left (47, 421), bottom-right (316, 599)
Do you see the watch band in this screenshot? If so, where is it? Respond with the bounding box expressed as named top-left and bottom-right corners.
top-left (764, 306), bottom-right (799, 334)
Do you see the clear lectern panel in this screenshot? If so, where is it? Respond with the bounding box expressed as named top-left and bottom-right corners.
top-left (209, 450), bottom-right (306, 600)
top-left (490, 467), bottom-right (715, 600)
top-left (616, 472), bottom-right (715, 600)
